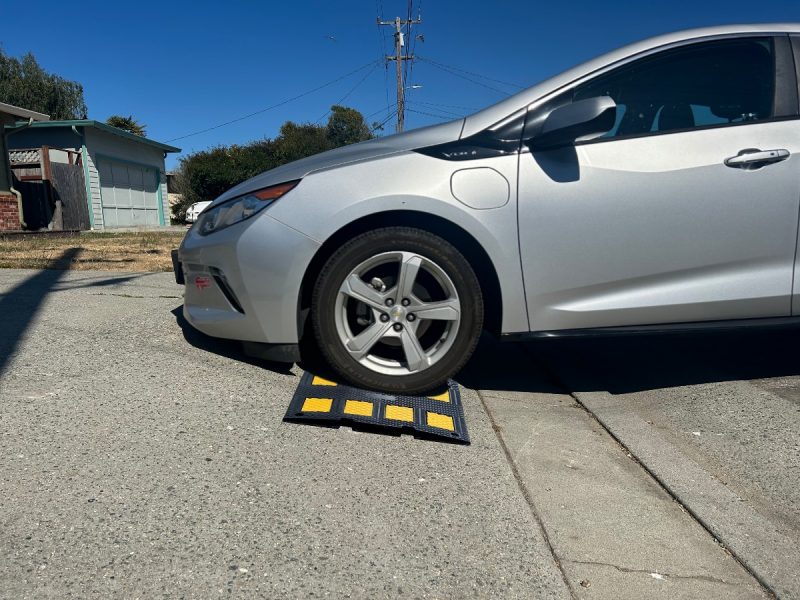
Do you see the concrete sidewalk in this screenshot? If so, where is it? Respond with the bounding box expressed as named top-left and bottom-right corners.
top-left (528, 331), bottom-right (800, 599)
top-left (466, 339), bottom-right (768, 599)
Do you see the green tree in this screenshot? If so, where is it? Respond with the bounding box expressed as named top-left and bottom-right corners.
top-left (106, 115), bottom-right (146, 136)
top-left (0, 50), bottom-right (87, 120)
top-left (172, 105), bottom-right (373, 222)
top-left (172, 139), bottom-right (280, 220)
top-left (326, 105), bottom-right (372, 147)
top-left (277, 121), bottom-right (331, 164)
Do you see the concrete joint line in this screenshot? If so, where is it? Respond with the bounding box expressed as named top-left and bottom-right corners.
top-left (568, 389), bottom-right (790, 599)
top-left (476, 388), bottom-right (578, 600)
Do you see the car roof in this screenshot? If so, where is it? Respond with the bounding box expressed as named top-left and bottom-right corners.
top-left (461, 23), bottom-right (800, 138)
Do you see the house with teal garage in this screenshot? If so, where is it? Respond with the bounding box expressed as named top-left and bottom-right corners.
top-left (6, 120), bottom-right (180, 229)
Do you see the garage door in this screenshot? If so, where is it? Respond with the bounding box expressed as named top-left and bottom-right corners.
top-left (98, 159), bottom-right (163, 227)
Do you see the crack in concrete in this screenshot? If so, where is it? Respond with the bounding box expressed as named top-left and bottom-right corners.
top-left (564, 559), bottom-right (739, 586)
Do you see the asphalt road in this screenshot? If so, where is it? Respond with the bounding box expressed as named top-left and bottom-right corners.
top-left (0, 266), bottom-right (795, 599)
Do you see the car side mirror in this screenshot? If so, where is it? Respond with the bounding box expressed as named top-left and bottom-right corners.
top-left (529, 96), bottom-right (617, 151)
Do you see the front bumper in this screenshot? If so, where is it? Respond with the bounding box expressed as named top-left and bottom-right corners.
top-left (176, 213), bottom-right (320, 345)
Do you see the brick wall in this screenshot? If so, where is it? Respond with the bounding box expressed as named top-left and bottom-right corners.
top-left (0, 193), bottom-right (21, 231)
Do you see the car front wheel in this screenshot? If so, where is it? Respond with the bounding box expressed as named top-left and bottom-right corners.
top-left (312, 227), bottom-right (483, 394)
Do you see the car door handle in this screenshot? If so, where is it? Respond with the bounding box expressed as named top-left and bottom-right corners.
top-left (724, 148), bottom-right (790, 169)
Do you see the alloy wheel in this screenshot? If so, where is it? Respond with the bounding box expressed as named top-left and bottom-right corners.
top-left (333, 251), bottom-right (461, 376)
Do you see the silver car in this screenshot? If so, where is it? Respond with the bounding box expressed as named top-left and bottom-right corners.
top-left (176, 24), bottom-right (800, 393)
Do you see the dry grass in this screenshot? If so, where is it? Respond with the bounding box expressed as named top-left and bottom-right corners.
top-left (0, 231), bottom-right (186, 272)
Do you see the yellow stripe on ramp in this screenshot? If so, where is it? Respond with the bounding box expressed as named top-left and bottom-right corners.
top-left (312, 376), bottom-right (338, 386)
top-left (301, 397), bottom-right (333, 413)
top-left (385, 405), bottom-right (414, 422)
top-left (343, 399), bottom-right (374, 417)
top-left (426, 411), bottom-right (455, 431)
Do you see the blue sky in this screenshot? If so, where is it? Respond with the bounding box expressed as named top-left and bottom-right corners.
top-left (2, 1), bottom-right (798, 169)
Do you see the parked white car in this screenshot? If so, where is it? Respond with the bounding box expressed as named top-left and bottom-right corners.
top-left (185, 201), bottom-right (212, 223)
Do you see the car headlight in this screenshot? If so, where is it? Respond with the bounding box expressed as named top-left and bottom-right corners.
top-left (197, 180), bottom-right (299, 236)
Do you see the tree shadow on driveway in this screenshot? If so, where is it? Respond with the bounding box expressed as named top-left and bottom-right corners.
top-left (0, 248), bottom-right (82, 377)
top-left (458, 327), bottom-right (800, 396)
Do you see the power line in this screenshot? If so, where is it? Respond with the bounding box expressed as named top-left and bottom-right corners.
top-left (375, 0), bottom-right (391, 117)
top-left (417, 58), bottom-right (509, 95)
top-left (315, 62), bottom-right (381, 123)
top-left (166, 59), bottom-right (380, 142)
top-left (381, 61), bottom-right (391, 121)
top-left (407, 0), bottom-right (423, 94)
top-left (417, 55), bottom-right (524, 90)
top-left (403, 1), bottom-right (413, 89)
top-left (406, 101), bottom-right (464, 118)
top-left (406, 105), bottom-right (460, 120)
top-left (371, 108), bottom-right (399, 132)
top-left (412, 100), bottom-right (480, 112)
top-left (405, 107), bottom-right (454, 122)
top-left (365, 102), bottom-right (398, 119)
top-left (424, 64), bottom-right (506, 95)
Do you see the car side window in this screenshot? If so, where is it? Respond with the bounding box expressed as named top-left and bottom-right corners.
top-left (571, 37), bottom-right (776, 140)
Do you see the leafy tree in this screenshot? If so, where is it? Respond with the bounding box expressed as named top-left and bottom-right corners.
top-left (0, 50), bottom-right (87, 120)
top-left (326, 105), bottom-right (372, 147)
top-left (106, 115), bottom-right (146, 136)
top-left (175, 140), bottom-right (278, 216)
top-left (172, 106), bottom-right (374, 222)
top-left (277, 121), bottom-right (332, 164)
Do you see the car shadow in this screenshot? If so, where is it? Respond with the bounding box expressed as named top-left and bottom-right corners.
top-left (459, 327), bottom-right (800, 396)
top-left (170, 301), bottom-right (800, 397)
top-left (170, 307), bottom-right (295, 375)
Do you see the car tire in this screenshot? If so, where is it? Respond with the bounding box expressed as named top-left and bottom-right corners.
top-left (312, 226), bottom-right (483, 394)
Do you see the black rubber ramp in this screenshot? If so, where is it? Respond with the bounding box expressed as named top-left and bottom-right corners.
top-left (284, 371), bottom-right (470, 444)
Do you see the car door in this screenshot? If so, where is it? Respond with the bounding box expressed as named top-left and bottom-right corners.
top-left (517, 35), bottom-right (800, 332)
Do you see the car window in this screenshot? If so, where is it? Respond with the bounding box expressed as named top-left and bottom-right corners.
top-left (571, 37), bottom-right (775, 140)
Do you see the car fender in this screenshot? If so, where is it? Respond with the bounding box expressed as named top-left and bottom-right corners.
top-left (267, 151), bottom-right (530, 334)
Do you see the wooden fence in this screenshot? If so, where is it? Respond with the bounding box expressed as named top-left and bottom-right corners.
top-left (8, 146), bottom-right (90, 231)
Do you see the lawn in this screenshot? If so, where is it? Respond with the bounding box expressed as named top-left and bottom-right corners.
top-left (0, 231), bottom-right (186, 272)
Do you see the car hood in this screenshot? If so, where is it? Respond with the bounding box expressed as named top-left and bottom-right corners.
top-left (210, 118), bottom-right (465, 206)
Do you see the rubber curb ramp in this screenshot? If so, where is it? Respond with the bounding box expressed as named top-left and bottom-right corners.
top-left (284, 371), bottom-right (470, 444)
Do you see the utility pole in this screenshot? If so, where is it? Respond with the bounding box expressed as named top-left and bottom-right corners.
top-left (377, 13), bottom-right (421, 133)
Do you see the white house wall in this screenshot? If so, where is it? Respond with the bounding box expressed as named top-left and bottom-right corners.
top-left (84, 128), bottom-right (170, 229)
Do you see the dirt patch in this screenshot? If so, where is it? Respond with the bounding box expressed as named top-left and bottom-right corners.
top-left (0, 231), bottom-right (186, 272)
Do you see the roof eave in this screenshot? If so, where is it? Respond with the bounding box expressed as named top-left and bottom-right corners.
top-left (0, 101), bottom-right (50, 122)
top-left (5, 119), bottom-right (181, 153)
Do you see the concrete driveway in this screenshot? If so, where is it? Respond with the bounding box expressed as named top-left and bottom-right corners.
top-left (0, 265), bottom-right (795, 599)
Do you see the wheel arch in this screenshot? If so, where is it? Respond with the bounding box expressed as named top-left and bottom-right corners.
top-left (297, 210), bottom-right (503, 338)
